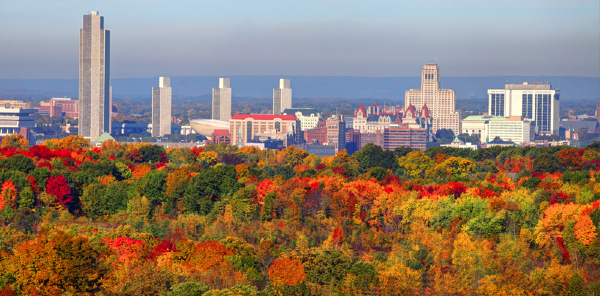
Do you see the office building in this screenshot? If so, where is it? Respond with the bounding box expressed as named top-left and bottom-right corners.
top-left (0, 101), bottom-right (32, 109)
top-left (273, 79), bottom-right (292, 114)
top-left (382, 125), bottom-right (428, 151)
top-left (326, 114), bottom-right (346, 153)
top-left (212, 78), bottom-right (231, 121)
top-left (405, 63), bottom-right (460, 135)
top-left (305, 127), bottom-right (327, 144)
top-left (282, 108), bottom-right (321, 131)
top-left (79, 11), bottom-right (111, 140)
top-left (229, 114), bottom-right (300, 147)
top-left (485, 116), bottom-right (535, 145)
top-left (0, 107), bottom-right (37, 145)
top-left (488, 82), bottom-right (560, 135)
top-left (152, 77), bottom-right (172, 137)
top-left (40, 98), bottom-right (79, 118)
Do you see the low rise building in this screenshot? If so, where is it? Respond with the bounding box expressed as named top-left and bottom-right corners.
top-left (441, 137), bottom-right (479, 150)
top-left (305, 127), bottom-right (327, 144)
top-left (39, 98), bottom-right (79, 118)
top-left (484, 116), bottom-right (534, 145)
top-left (0, 107), bottom-right (37, 145)
top-left (300, 144), bottom-right (337, 157)
top-left (229, 114), bottom-right (300, 147)
top-left (0, 100), bottom-right (32, 109)
top-left (282, 108), bottom-right (321, 131)
top-left (211, 129), bottom-right (231, 145)
top-left (382, 124), bottom-right (428, 151)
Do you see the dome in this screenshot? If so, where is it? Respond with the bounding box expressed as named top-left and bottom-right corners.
top-left (189, 119), bottom-right (230, 137)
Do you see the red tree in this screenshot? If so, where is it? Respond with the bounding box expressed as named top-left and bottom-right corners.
top-left (46, 175), bottom-right (72, 206)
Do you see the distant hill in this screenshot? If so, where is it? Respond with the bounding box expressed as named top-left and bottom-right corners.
top-left (0, 76), bottom-right (597, 101)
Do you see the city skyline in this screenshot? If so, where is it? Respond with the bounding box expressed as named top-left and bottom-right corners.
top-left (1, 0), bottom-right (598, 79)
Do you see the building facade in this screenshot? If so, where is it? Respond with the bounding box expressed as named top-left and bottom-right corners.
top-left (152, 77), bottom-right (172, 137)
top-left (79, 11), bottom-right (111, 140)
top-left (304, 127), bottom-right (327, 144)
top-left (39, 98), bottom-right (79, 118)
top-left (229, 114), bottom-right (300, 147)
top-left (212, 78), bottom-right (231, 121)
top-left (211, 129), bottom-right (231, 145)
top-left (273, 79), bottom-right (292, 114)
top-left (326, 115), bottom-right (346, 153)
top-left (382, 125), bottom-right (428, 151)
top-left (0, 101), bottom-right (32, 109)
top-left (405, 63), bottom-right (460, 135)
top-left (441, 137), bottom-right (479, 150)
top-left (488, 82), bottom-right (560, 135)
top-left (353, 102), bottom-right (402, 133)
top-left (485, 116), bottom-right (534, 145)
top-left (282, 108), bottom-right (321, 131)
top-left (0, 107), bottom-right (37, 145)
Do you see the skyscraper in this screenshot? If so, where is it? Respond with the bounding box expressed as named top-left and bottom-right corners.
top-left (405, 63), bottom-right (460, 135)
top-left (488, 82), bottom-right (560, 135)
top-left (212, 78), bottom-right (231, 121)
top-left (273, 79), bottom-right (292, 114)
top-left (79, 11), bottom-right (111, 141)
top-left (152, 77), bottom-right (172, 137)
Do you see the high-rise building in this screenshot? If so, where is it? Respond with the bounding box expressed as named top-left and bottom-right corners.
top-left (79, 11), bottom-right (111, 141)
top-left (488, 82), bottom-right (560, 135)
top-left (326, 114), bottom-right (346, 153)
top-left (405, 63), bottom-right (460, 135)
top-left (273, 79), bottom-right (292, 114)
top-left (152, 77), bottom-right (172, 137)
top-left (212, 78), bottom-right (231, 121)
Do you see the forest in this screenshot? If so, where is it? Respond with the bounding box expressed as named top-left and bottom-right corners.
top-left (0, 134), bottom-right (598, 295)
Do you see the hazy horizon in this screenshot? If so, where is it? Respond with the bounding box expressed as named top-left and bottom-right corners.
top-left (1, 0), bottom-right (598, 79)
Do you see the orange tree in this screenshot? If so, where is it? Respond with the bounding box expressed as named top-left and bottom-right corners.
top-left (2, 229), bottom-right (105, 295)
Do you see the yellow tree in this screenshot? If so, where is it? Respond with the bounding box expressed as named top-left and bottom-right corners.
top-left (100, 139), bottom-right (124, 156)
top-left (397, 151), bottom-right (432, 179)
top-left (0, 134), bottom-right (28, 149)
top-left (57, 135), bottom-right (90, 150)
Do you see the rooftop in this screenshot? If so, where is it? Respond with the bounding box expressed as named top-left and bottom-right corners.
top-left (232, 114), bottom-right (297, 121)
top-left (282, 108), bottom-right (319, 117)
top-left (462, 115), bottom-right (507, 121)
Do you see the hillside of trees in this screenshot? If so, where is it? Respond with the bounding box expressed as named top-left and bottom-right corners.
top-left (0, 134), bottom-right (598, 295)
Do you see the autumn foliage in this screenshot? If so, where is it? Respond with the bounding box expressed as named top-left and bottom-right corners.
top-left (0, 138), bottom-right (596, 294)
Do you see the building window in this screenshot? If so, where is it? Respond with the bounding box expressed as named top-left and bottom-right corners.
top-left (522, 94), bottom-right (533, 119)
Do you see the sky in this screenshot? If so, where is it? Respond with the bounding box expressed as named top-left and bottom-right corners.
top-left (1, 0), bottom-right (599, 79)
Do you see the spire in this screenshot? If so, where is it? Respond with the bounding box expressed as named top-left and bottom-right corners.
top-left (355, 100), bottom-right (367, 118)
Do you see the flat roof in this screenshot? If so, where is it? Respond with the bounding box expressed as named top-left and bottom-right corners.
top-left (232, 114), bottom-right (297, 120)
top-left (461, 115), bottom-right (506, 121)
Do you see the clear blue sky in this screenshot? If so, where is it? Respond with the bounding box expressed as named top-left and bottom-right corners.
top-left (1, 0), bottom-right (598, 79)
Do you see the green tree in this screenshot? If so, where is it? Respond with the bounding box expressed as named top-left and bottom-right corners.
top-left (183, 165), bottom-right (239, 214)
top-left (139, 145), bottom-right (166, 163)
top-left (353, 143), bottom-right (398, 173)
top-left (0, 155), bottom-right (35, 174)
top-left (533, 153), bottom-right (561, 173)
top-left (136, 170), bottom-right (168, 206)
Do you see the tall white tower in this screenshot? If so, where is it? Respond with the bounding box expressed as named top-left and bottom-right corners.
top-left (79, 11), bottom-right (111, 140)
top-left (212, 78), bottom-right (231, 121)
top-left (152, 77), bottom-right (172, 137)
top-left (273, 78), bottom-right (292, 114)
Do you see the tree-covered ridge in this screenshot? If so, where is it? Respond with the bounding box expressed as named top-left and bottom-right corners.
top-left (0, 134), bottom-right (598, 295)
